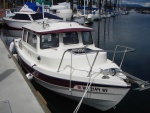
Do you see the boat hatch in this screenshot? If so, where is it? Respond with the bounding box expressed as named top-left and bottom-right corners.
top-left (68, 48), bottom-right (93, 54)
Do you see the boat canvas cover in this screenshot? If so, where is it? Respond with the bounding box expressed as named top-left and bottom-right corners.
top-left (20, 2), bottom-right (43, 12)
top-left (31, 12), bottom-right (63, 20)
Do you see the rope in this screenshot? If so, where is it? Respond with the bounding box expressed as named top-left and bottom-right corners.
top-left (73, 73), bottom-right (100, 113)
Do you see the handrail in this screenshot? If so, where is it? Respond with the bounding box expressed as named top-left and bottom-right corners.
top-left (57, 45), bottom-right (135, 72)
top-left (57, 49), bottom-right (70, 72)
top-left (112, 45), bottom-right (135, 68)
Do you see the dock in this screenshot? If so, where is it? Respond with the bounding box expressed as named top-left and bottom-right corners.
top-left (0, 33), bottom-right (51, 113)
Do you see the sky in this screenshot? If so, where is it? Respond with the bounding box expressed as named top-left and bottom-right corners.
top-left (124, 0), bottom-right (150, 7)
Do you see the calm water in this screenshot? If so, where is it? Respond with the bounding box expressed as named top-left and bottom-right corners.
top-left (2, 12), bottom-right (150, 113)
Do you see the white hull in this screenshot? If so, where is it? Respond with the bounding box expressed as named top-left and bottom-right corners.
top-left (34, 76), bottom-right (130, 111)
top-left (3, 17), bottom-right (31, 29)
top-left (92, 14), bottom-right (100, 20)
top-left (56, 9), bottom-right (72, 20)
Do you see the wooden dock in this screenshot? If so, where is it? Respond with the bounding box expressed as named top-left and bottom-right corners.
top-left (0, 33), bottom-right (51, 113)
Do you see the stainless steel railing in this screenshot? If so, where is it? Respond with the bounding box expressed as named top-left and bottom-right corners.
top-left (57, 45), bottom-right (135, 72)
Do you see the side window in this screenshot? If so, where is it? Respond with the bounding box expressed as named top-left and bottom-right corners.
top-left (27, 32), bottom-right (37, 49)
top-left (23, 30), bottom-right (27, 42)
top-left (40, 33), bottom-right (59, 49)
top-left (63, 32), bottom-right (79, 45)
top-left (82, 32), bottom-right (93, 45)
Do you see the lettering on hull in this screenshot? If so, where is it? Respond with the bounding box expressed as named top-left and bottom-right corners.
top-left (74, 85), bottom-right (108, 93)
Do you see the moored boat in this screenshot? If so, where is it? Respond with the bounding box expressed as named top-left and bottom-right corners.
top-left (3, 2), bottom-right (63, 30)
top-left (3, 11), bottom-right (63, 30)
top-left (12, 19), bottom-right (150, 111)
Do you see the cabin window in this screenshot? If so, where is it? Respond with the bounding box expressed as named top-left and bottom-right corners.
top-left (27, 32), bottom-right (37, 48)
top-left (23, 30), bottom-right (28, 42)
top-left (63, 32), bottom-right (79, 45)
top-left (31, 13), bottom-right (43, 20)
top-left (82, 32), bottom-right (93, 45)
top-left (12, 14), bottom-right (30, 20)
top-left (40, 33), bottom-right (59, 49)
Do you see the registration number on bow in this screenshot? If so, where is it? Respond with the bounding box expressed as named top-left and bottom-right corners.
top-left (74, 85), bottom-right (108, 93)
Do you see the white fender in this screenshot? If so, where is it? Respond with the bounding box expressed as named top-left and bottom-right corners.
top-left (26, 73), bottom-right (33, 80)
top-left (9, 42), bottom-right (14, 53)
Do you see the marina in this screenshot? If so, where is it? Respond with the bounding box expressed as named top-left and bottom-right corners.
top-left (1, 0), bottom-right (150, 113)
top-left (1, 12), bottom-right (150, 113)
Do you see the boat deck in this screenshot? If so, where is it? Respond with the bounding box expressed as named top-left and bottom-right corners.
top-left (0, 34), bottom-right (51, 113)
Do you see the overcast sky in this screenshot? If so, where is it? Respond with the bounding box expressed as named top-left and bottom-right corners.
top-left (124, 0), bottom-right (150, 7)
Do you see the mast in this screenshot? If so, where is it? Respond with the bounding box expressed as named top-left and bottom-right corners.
top-left (42, 0), bottom-right (44, 19)
top-left (52, 0), bottom-right (53, 5)
top-left (84, 0), bottom-right (85, 16)
top-left (3, 0), bottom-right (6, 9)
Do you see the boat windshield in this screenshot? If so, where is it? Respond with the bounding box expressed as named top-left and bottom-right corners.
top-left (40, 33), bottom-right (59, 49)
top-left (63, 32), bottom-right (79, 45)
top-left (81, 32), bottom-right (93, 45)
top-left (12, 14), bottom-right (30, 20)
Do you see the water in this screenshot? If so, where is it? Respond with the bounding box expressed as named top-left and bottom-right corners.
top-left (1, 12), bottom-right (150, 113)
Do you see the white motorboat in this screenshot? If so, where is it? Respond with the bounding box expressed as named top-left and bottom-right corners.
top-left (3, 11), bottom-right (35, 30)
top-left (3, 2), bottom-right (63, 30)
top-left (12, 19), bottom-right (150, 111)
top-left (3, 11), bottom-right (63, 30)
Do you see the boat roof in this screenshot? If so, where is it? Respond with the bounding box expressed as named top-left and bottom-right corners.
top-left (22, 21), bottom-right (93, 35)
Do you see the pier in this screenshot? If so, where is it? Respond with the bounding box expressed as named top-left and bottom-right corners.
top-left (0, 33), bottom-right (51, 113)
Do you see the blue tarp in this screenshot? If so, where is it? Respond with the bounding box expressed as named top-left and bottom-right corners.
top-left (31, 12), bottom-right (63, 20)
top-left (25, 2), bottom-right (43, 12)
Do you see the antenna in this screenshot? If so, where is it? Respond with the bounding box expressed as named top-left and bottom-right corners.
top-left (42, 0), bottom-right (45, 19)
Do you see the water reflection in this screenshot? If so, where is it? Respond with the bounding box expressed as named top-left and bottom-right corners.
top-left (4, 27), bottom-right (22, 37)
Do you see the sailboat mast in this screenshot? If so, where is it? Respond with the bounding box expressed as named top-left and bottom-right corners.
top-left (42, 1), bottom-right (44, 19)
top-left (84, 0), bottom-right (85, 16)
top-left (52, 0), bottom-right (53, 5)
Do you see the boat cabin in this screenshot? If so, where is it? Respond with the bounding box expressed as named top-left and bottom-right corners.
top-left (18, 21), bottom-right (107, 69)
top-left (21, 22), bottom-right (94, 51)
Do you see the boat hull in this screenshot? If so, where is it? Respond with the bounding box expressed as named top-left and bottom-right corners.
top-left (3, 17), bottom-right (31, 29)
top-left (18, 55), bottom-right (130, 111)
top-left (34, 75), bottom-right (130, 111)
